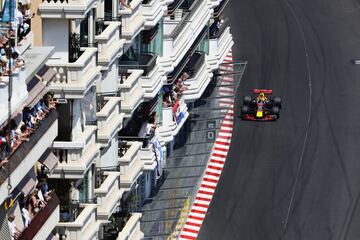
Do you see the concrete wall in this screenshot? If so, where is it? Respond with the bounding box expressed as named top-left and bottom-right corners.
top-left (99, 137), bottom-right (118, 169)
top-left (99, 61), bottom-right (118, 94)
top-left (31, 0), bottom-right (43, 46)
top-left (42, 18), bottom-right (69, 57)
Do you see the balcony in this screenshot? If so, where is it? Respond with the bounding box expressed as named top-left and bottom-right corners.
top-left (95, 172), bottom-right (125, 220)
top-left (0, 47), bottom-right (55, 125)
top-left (208, 0), bottom-right (222, 9)
top-left (119, 53), bottom-right (157, 76)
top-left (163, 0), bottom-right (212, 69)
top-left (95, 22), bottom-right (126, 70)
top-left (119, 52), bottom-right (163, 100)
top-left (139, 141), bottom-right (157, 172)
top-left (167, 0), bottom-right (185, 15)
top-left (119, 0), bottom-right (145, 42)
top-left (116, 213), bottom-right (144, 240)
top-left (96, 97), bottom-right (124, 147)
top-left (213, 0), bottom-right (230, 17)
top-left (208, 25), bottom-right (234, 70)
top-left (47, 48), bottom-right (101, 99)
top-left (39, 0), bottom-right (98, 19)
top-left (119, 69), bottom-right (145, 118)
top-left (119, 141), bottom-right (144, 189)
top-left (141, 0), bottom-right (167, 29)
top-left (18, 192), bottom-right (60, 240)
top-left (0, 110), bottom-right (59, 205)
top-left (183, 52), bottom-right (213, 101)
top-left (142, 63), bottom-right (166, 101)
top-left (51, 126), bottom-right (100, 179)
top-left (159, 97), bottom-right (189, 143)
top-left (56, 203), bottom-right (100, 240)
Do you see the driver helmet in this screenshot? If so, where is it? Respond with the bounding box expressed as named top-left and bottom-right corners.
top-left (258, 92), bottom-right (266, 101)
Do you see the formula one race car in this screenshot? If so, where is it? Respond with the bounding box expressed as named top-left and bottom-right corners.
top-left (240, 89), bottom-right (282, 121)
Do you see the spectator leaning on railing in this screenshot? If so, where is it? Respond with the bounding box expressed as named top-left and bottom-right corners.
top-left (0, 94), bottom-right (57, 169)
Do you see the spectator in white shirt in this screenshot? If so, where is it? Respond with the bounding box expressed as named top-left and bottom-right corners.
top-left (7, 214), bottom-right (21, 240)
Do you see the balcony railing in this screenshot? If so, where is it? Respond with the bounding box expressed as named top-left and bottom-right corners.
top-left (95, 172), bottom-right (124, 219)
top-left (182, 52), bottom-right (212, 101)
top-left (57, 203), bottom-right (99, 240)
top-left (51, 126), bottom-right (99, 178)
top-left (39, 0), bottom-right (98, 19)
top-left (185, 51), bottom-right (205, 78)
top-left (96, 97), bottom-right (124, 145)
top-left (208, 26), bottom-right (233, 70)
top-left (169, 12), bottom-right (190, 40)
top-left (213, 0), bottom-right (230, 17)
top-left (141, 0), bottom-right (166, 28)
top-left (118, 69), bottom-right (145, 118)
top-left (95, 22), bottom-right (125, 67)
top-left (0, 110), bottom-right (59, 184)
top-left (48, 48), bottom-right (100, 97)
top-left (119, 0), bottom-right (145, 39)
top-left (118, 141), bottom-right (144, 189)
top-left (119, 52), bottom-right (157, 76)
top-left (18, 192), bottom-right (60, 240)
top-left (167, 0), bottom-right (186, 14)
top-left (116, 213), bottom-right (144, 240)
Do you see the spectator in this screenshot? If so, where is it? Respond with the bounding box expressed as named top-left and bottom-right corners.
top-left (0, 131), bottom-right (9, 167)
top-left (11, 52), bottom-right (25, 68)
top-left (138, 112), bottom-right (157, 140)
top-left (7, 214), bottom-right (21, 240)
top-left (119, 0), bottom-right (131, 10)
top-left (23, 107), bottom-right (39, 129)
top-left (163, 92), bottom-right (172, 107)
top-left (44, 94), bottom-right (57, 110)
top-left (20, 199), bottom-right (31, 228)
top-left (37, 176), bottom-right (52, 201)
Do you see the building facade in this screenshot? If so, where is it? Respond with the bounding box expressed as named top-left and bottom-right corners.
top-left (0, 0), bottom-right (232, 239)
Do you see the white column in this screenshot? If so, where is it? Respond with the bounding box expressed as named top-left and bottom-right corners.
top-left (112, 0), bottom-right (118, 19)
top-left (87, 166), bottom-right (94, 201)
top-left (88, 9), bottom-right (94, 45)
top-left (70, 19), bottom-right (76, 33)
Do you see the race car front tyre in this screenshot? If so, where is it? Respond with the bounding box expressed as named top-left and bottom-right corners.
top-left (243, 96), bottom-right (252, 105)
top-left (273, 97), bottom-right (282, 108)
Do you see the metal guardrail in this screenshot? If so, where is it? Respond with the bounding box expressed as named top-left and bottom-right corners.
top-left (187, 52), bottom-right (205, 78)
top-left (118, 136), bottom-right (152, 149)
top-left (169, 12), bottom-right (190, 40)
top-left (213, 0), bottom-right (230, 17)
top-left (168, 0), bottom-right (186, 14)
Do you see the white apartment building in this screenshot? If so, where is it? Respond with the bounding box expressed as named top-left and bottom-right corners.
top-left (0, 0), bottom-right (232, 239)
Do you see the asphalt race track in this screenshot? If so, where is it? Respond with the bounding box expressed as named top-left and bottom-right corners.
top-left (198, 0), bottom-right (360, 239)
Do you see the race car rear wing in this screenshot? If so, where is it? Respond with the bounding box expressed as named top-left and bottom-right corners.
top-left (253, 89), bottom-right (273, 94)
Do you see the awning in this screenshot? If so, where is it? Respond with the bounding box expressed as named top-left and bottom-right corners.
top-left (39, 149), bottom-right (59, 173)
top-left (25, 66), bottom-right (56, 108)
top-left (19, 168), bottom-right (37, 197)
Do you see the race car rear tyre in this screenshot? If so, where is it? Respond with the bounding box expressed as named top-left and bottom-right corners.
top-left (273, 97), bottom-right (282, 108)
top-left (241, 105), bottom-right (249, 118)
top-left (272, 106), bottom-right (280, 119)
top-left (243, 96), bottom-right (252, 105)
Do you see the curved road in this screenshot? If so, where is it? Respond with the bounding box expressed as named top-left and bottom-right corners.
top-left (199, 0), bottom-right (360, 239)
